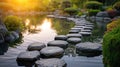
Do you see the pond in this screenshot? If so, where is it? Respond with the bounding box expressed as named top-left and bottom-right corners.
top-left (0, 15), bottom-right (104, 67)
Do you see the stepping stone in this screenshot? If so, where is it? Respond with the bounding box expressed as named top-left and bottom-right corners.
top-left (40, 47), bottom-right (64, 58)
top-left (55, 35), bottom-right (67, 41)
top-left (83, 27), bottom-right (93, 30)
top-left (74, 26), bottom-right (84, 28)
top-left (81, 29), bottom-right (91, 32)
top-left (85, 23), bottom-right (94, 25)
top-left (76, 42), bottom-right (102, 57)
top-left (71, 28), bottom-right (82, 31)
top-left (67, 34), bottom-right (82, 38)
top-left (79, 32), bottom-right (92, 36)
top-left (69, 30), bottom-right (80, 33)
top-left (27, 42), bottom-right (46, 51)
top-left (47, 40), bottom-right (68, 49)
top-left (16, 51), bottom-right (40, 67)
top-left (67, 37), bottom-right (81, 44)
top-left (85, 25), bottom-right (94, 27)
top-left (35, 58), bottom-right (66, 67)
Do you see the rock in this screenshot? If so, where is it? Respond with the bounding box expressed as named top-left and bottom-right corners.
top-left (11, 31), bottom-right (19, 40)
top-left (83, 27), bottom-right (93, 30)
top-left (96, 11), bottom-right (109, 17)
top-left (85, 23), bottom-right (94, 25)
top-left (67, 38), bottom-right (81, 44)
top-left (27, 42), bottom-right (46, 51)
top-left (47, 40), bottom-right (68, 49)
top-left (76, 42), bottom-right (102, 57)
top-left (55, 35), bottom-right (67, 41)
top-left (5, 33), bottom-right (15, 43)
top-left (79, 32), bottom-right (92, 36)
top-left (35, 58), bottom-right (67, 67)
top-left (67, 34), bottom-right (82, 38)
top-left (0, 33), bottom-right (4, 43)
top-left (81, 29), bottom-right (91, 32)
top-left (85, 25), bottom-right (94, 27)
top-left (40, 47), bottom-right (64, 58)
top-left (71, 28), bottom-right (82, 31)
top-left (74, 26), bottom-right (84, 28)
top-left (16, 51), bottom-right (40, 66)
top-left (69, 30), bottom-right (80, 33)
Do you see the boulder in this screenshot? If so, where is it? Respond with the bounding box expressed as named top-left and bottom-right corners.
top-left (16, 51), bottom-right (40, 67)
top-left (96, 11), bottom-right (109, 17)
top-left (67, 34), bottom-right (82, 38)
top-left (40, 47), bottom-right (64, 58)
top-left (48, 40), bottom-right (68, 49)
top-left (11, 31), bottom-right (19, 40)
top-left (67, 38), bottom-right (81, 44)
top-left (35, 58), bottom-right (67, 67)
top-left (5, 33), bottom-right (15, 43)
top-left (0, 33), bottom-right (4, 43)
top-left (27, 42), bottom-right (46, 51)
top-left (76, 42), bottom-right (102, 57)
top-left (55, 35), bottom-right (67, 41)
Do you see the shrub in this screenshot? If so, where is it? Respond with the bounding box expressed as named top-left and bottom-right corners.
top-left (103, 26), bottom-right (120, 67)
top-left (88, 9), bottom-right (101, 16)
top-left (85, 1), bottom-right (103, 10)
top-left (64, 7), bottom-right (78, 15)
top-left (4, 15), bottom-right (24, 31)
top-left (113, 1), bottom-right (120, 11)
top-left (77, 12), bottom-right (83, 16)
top-left (107, 10), bottom-right (117, 18)
top-left (107, 19), bottom-right (120, 32)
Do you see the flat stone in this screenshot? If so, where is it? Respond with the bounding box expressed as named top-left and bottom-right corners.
top-left (47, 40), bottom-right (68, 49)
top-left (79, 32), bottom-right (92, 36)
top-left (35, 58), bottom-right (66, 67)
top-left (74, 26), bottom-right (84, 28)
top-left (27, 42), bottom-right (46, 51)
top-left (67, 34), bottom-right (82, 38)
top-left (16, 51), bottom-right (40, 66)
top-left (71, 28), bottom-right (82, 31)
top-left (55, 35), bottom-right (67, 41)
top-left (40, 47), bottom-right (64, 58)
top-left (76, 42), bottom-right (102, 57)
top-left (85, 23), bottom-right (94, 25)
top-left (83, 27), bottom-right (93, 30)
top-left (67, 38), bottom-right (81, 44)
top-left (85, 25), bottom-right (94, 27)
top-left (69, 30), bottom-right (80, 33)
top-left (81, 29), bottom-right (92, 32)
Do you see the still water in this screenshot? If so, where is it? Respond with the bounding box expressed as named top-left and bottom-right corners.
top-left (0, 16), bottom-right (103, 67)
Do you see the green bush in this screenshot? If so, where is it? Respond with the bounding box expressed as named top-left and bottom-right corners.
top-left (77, 12), bottom-right (83, 16)
top-left (103, 26), bottom-right (120, 67)
top-left (88, 9), bottom-right (100, 16)
top-left (113, 1), bottom-right (120, 11)
top-left (85, 1), bottom-right (103, 10)
top-left (4, 15), bottom-right (24, 31)
top-left (64, 7), bottom-right (78, 15)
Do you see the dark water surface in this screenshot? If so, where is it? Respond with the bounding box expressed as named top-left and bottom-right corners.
top-left (0, 16), bottom-right (104, 67)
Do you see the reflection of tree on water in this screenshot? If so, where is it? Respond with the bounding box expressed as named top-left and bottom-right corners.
top-left (52, 19), bottom-right (75, 35)
top-left (64, 44), bottom-right (77, 57)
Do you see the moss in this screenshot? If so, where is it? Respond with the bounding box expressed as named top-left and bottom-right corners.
top-left (103, 26), bottom-right (120, 67)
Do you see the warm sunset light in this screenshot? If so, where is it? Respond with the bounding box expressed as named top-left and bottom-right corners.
top-left (40, 19), bottom-right (52, 30)
top-left (25, 19), bottom-right (30, 26)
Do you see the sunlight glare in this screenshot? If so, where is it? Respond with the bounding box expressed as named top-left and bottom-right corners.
top-left (25, 19), bottom-right (30, 26)
top-left (40, 19), bottom-right (52, 30)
